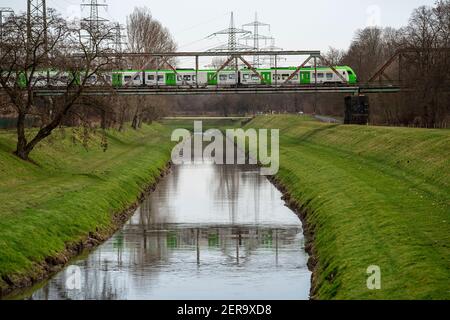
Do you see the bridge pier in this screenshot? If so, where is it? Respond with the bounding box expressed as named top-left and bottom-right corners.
top-left (344, 95), bottom-right (370, 125)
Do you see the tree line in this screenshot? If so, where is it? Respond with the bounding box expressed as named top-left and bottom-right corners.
top-left (324, 0), bottom-right (450, 127)
top-left (158, 1), bottom-right (449, 128)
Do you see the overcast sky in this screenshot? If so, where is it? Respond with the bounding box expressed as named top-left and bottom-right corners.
top-left (2, 0), bottom-right (437, 66)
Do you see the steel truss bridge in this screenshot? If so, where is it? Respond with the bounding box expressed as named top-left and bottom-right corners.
top-left (5, 50), bottom-right (407, 96)
top-left (32, 85), bottom-right (401, 97)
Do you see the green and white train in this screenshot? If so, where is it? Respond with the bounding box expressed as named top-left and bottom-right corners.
top-left (9, 66), bottom-right (357, 88)
top-left (111, 66), bottom-right (357, 87)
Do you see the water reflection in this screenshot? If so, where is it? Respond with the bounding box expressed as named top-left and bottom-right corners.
top-left (26, 160), bottom-right (311, 300)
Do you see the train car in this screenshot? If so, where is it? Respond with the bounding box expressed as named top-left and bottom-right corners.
top-left (15, 70), bottom-right (81, 88)
top-left (144, 69), bottom-right (237, 87)
top-left (112, 70), bottom-right (143, 87)
top-left (240, 66), bottom-right (357, 85)
top-left (303, 66), bottom-right (357, 85)
top-left (215, 70), bottom-right (238, 86)
top-left (29, 71), bottom-right (49, 87)
top-left (50, 71), bottom-right (82, 87)
top-left (113, 70), bottom-right (198, 87)
top-left (241, 68), bottom-right (298, 85)
top-left (113, 69), bottom-right (240, 87)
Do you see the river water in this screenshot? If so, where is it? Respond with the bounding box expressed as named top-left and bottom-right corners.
top-left (24, 150), bottom-right (311, 300)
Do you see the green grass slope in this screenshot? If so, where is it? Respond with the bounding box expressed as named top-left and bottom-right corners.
top-left (247, 115), bottom-right (450, 300)
top-left (0, 124), bottom-right (174, 294)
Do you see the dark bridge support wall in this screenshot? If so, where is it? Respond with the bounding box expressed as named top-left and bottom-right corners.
top-left (344, 95), bottom-right (370, 125)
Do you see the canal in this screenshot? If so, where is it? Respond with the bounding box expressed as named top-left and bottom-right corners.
top-left (24, 150), bottom-right (311, 300)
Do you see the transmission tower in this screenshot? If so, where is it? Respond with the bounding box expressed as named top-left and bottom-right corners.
top-left (207, 12), bottom-right (252, 68)
top-left (27, 0), bottom-right (48, 51)
top-left (262, 38), bottom-right (286, 68)
top-left (81, 0), bottom-right (108, 47)
top-left (113, 22), bottom-right (127, 53)
top-left (242, 12), bottom-right (271, 67)
top-left (0, 7), bottom-right (14, 46)
top-left (208, 12), bottom-right (251, 52)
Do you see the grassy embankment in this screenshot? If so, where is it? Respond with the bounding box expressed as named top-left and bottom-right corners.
top-left (247, 115), bottom-right (449, 300)
top-left (0, 123), bottom-right (175, 295)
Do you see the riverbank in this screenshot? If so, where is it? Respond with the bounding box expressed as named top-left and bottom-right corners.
top-left (0, 124), bottom-right (174, 296)
top-left (246, 115), bottom-right (450, 300)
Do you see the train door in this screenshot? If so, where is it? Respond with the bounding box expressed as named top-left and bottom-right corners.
top-left (207, 72), bottom-right (218, 85)
top-left (166, 73), bottom-right (176, 86)
top-left (300, 71), bottom-right (310, 84)
top-left (261, 72), bottom-right (272, 85)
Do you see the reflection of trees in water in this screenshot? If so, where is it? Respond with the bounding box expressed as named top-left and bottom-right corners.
top-left (211, 165), bottom-right (240, 225)
top-left (31, 257), bottom-right (122, 300)
top-left (29, 146), bottom-right (304, 299)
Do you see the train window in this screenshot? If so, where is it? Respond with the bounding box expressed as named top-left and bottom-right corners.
top-left (348, 70), bottom-right (353, 75)
top-left (177, 75), bottom-right (182, 81)
top-left (134, 75), bottom-right (140, 81)
top-left (317, 73), bottom-right (324, 78)
top-left (157, 75), bottom-right (164, 81)
top-left (183, 75), bottom-right (191, 81)
top-left (251, 75), bottom-right (259, 80)
top-left (326, 73), bottom-right (333, 79)
top-left (243, 74), bottom-right (250, 80)
top-left (192, 75), bottom-right (196, 81)
top-left (229, 74), bottom-right (235, 80)
top-left (219, 75), bottom-right (227, 81)
top-left (292, 75), bottom-right (299, 80)
top-left (124, 76), bottom-right (132, 81)
top-left (148, 75), bottom-right (155, 81)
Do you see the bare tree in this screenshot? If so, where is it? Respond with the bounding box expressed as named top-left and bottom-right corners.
top-left (0, 10), bottom-right (116, 160)
top-left (126, 7), bottom-right (177, 69)
top-left (321, 47), bottom-right (345, 66)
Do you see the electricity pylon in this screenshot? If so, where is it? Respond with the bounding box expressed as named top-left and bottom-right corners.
top-left (27, 0), bottom-right (47, 51)
top-left (81, 0), bottom-right (108, 48)
top-left (207, 12), bottom-right (252, 68)
top-left (242, 12), bottom-right (271, 67)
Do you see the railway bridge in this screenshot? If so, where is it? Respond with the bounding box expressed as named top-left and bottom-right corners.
top-left (29, 50), bottom-right (403, 96)
top-left (1, 49), bottom-right (422, 124)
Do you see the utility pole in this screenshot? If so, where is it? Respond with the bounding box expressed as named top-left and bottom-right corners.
top-left (242, 12), bottom-right (271, 67)
top-left (81, 0), bottom-right (108, 48)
